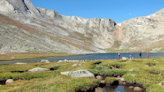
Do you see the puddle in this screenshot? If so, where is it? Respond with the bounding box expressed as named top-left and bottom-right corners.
top-left (0, 80), bottom-right (6, 85)
top-left (103, 85), bottom-right (144, 92)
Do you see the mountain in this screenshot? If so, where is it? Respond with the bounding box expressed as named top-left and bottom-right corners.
top-left (0, 0), bottom-right (164, 54)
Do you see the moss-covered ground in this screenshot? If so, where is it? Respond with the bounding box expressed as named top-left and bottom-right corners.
top-left (1, 58), bottom-right (164, 92)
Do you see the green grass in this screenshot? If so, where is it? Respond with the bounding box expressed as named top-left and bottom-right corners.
top-left (1, 58), bottom-right (164, 91)
top-left (0, 53), bottom-right (77, 61)
top-left (105, 77), bottom-right (118, 83)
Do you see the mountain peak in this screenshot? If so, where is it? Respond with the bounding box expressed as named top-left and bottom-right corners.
top-left (0, 0), bottom-right (42, 18)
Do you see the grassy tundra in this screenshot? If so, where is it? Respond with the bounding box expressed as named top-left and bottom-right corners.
top-left (0, 53), bottom-right (76, 61)
top-left (1, 58), bottom-right (164, 92)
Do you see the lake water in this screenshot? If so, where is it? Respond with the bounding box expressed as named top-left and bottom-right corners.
top-left (0, 53), bottom-right (164, 65)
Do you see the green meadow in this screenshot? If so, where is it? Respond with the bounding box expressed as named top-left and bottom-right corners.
top-left (1, 58), bottom-right (164, 92)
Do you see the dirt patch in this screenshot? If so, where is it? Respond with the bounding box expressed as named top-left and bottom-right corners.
top-left (148, 71), bottom-right (162, 75)
top-left (110, 65), bottom-right (121, 69)
top-left (147, 64), bottom-right (156, 67)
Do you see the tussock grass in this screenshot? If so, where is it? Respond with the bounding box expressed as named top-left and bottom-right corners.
top-left (105, 77), bottom-right (118, 83)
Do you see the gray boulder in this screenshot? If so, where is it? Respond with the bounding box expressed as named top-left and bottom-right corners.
top-left (5, 79), bottom-right (13, 85)
top-left (28, 67), bottom-right (49, 72)
top-left (60, 69), bottom-right (94, 78)
top-left (58, 60), bottom-right (64, 63)
top-left (40, 59), bottom-right (50, 63)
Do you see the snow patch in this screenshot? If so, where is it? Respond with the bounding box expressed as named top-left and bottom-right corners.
top-left (117, 23), bottom-right (122, 26)
top-left (146, 16), bottom-right (150, 18)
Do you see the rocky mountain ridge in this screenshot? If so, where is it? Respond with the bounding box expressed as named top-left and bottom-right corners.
top-left (0, 0), bottom-right (164, 54)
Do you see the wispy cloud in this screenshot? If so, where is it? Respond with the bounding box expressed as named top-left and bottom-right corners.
top-left (129, 13), bottom-right (132, 15)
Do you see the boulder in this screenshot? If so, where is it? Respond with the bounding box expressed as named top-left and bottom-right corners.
top-left (28, 67), bottom-right (49, 72)
top-left (134, 87), bottom-right (143, 91)
top-left (5, 79), bottom-right (13, 85)
top-left (58, 60), bottom-right (64, 63)
top-left (60, 69), bottom-right (94, 78)
top-left (96, 76), bottom-right (103, 80)
top-left (40, 60), bottom-right (50, 63)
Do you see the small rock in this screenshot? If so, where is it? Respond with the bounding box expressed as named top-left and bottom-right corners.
top-left (5, 79), bottom-right (13, 85)
top-left (64, 59), bottom-right (68, 62)
top-left (28, 67), bottom-right (50, 72)
top-left (117, 75), bottom-right (121, 78)
top-left (123, 81), bottom-right (126, 85)
top-left (11, 57), bottom-right (15, 59)
top-left (101, 80), bottom-right (105, 84)
top-left (40, 60), bottom-right (50, 63)
top-left (129, 74), bottom-right (136, 76)
top-left (134, 87), bottom-right (143, 91)
top-left (14, 62), bottom-right (27, 64)
top-left (96, 76), bottom-right (103, 80)
top-left (120, 78), bottom-right (124, 81)
top-left (95, 87), bottom-right (103, 92)
top-left (72, 64), bottom-right (77, 67)
top-left (129, 69), bottom-right (133, 71)
top-left (129, 86), bottom-right (134, 89)
top-left (158, 73), bottom-right (162, 76)
top-left (122, 57), bottom-right (128, 60)
top-left (158, 83), bottom-right (162, 86)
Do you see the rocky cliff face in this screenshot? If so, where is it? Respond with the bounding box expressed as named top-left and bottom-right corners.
top-left (0, 0), bottom-right (164, 54)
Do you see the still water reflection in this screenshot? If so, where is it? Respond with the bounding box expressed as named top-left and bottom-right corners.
top-left (104, 85), bottom-right (138, 92)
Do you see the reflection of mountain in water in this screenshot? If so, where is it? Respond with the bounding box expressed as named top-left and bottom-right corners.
top-left (104, 85), bottom-right (134, 92)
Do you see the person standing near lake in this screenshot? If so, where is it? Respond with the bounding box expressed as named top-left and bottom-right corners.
top-left (139, 52), bottom-right (142, 58)
top-left (147, 52), bottom-right (150, 58)
top-left (129, 52), bottom-right (132, 59)
top-left (118, 53), bottom-right (121, 59)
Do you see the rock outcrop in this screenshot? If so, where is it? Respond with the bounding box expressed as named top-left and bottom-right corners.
top-left (0, 0), bottom-right (164, 53)
top-left (28, 67), bottom-right (49, 72)
top-left (60, 69), bottom-right (95, 78)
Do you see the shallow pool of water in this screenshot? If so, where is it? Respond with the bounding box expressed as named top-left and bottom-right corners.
top-left (103, 85), bottom-right (143, 92)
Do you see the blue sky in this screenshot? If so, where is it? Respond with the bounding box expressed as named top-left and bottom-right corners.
top-left (31, 0), bottom-right (164, 23)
